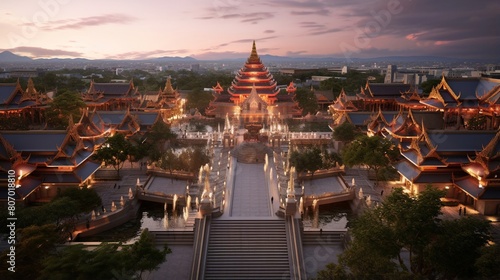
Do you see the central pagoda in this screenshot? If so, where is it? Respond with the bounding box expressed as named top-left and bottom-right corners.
top-left (206, 41), bottom-right (302, 120)
top-left (228, 41), bottom-right (280, 105)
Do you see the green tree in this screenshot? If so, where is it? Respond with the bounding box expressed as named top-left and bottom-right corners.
top-left (341, 135), bottom-right (399, 183)
top-left (476, 243), bottom-right (500, 278)
top-left (186, 88), bottom-right (213, 115)
top-left (289, 146), bottom-right (323, 179)
top-left (294, 87), bottom-right (318, 116)
top-left (158, 149), bottom-right (180, 179)
top-left (419, 79), bottom-right (441, 95)
top-left (428, 217), bottom-right (491, 279)
top-left (38, 229), bottom-right (170, 280)
top-left (123, 229), bottom-right (172, 278)
top-left (327, 187), bottom-right (492, 279)
top-left (145, 120), bottom-right (177, 162)
top-left (0, 224), bottom-right (65, 280)
top-left (93, 133), bottom-right (130, 177)
top-left (45, 91), bottom-right (86, 129)
top-left (39, 243), bottom-right (126, 280)
top-left (332, 122), bottom-right (361, 143)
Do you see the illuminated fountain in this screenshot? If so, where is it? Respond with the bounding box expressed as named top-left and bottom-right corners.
top-left (173, 194), bottom-right (178, 212)
top-left (111, 201), bottom-right (117, 212)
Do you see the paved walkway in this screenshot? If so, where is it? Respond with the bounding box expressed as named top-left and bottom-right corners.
top-left (230, 162), bottom-right (271, 217)
top-left (91, 168), bottom-right (148, 214)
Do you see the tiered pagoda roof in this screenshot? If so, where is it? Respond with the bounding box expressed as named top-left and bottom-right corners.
top-left (330, 89), bottom-right (358, 112)
top-left (227, 41), bottom-right (280, 104)
top-left (0, 78), bottom-right (50, 113)
top-left (82, 80), bottom-right (137, 105)
top-left (420, 76), bottom-right (500, 110)
top-left (358, 82), bottom-right (412, 100)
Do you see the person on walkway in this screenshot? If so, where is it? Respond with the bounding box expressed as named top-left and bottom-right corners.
top-left (271, 196), bottom-right (274, 204)
top-left (113, 183), bottom-right (116, 189)
top-left (459, 207), bottom-right (462, 216)
top-left (380, 190), bottom-right (384, 196)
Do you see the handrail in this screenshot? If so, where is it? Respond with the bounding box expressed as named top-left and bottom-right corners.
top-left (287, 216), bottom-right (306, 280)
top-left (189, 215), bottom-right (210, 280)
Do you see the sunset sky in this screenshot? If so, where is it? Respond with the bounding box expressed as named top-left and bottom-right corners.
top-left (1, 0), bottom-right (499, 60)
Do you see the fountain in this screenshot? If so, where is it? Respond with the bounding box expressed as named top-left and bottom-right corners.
top-left (352, 178), bottom-right (356, 187)
top-left (111, 201), bottom-right (117, 212)
top-left (128, 187), bottom-right (134, 199)
top-left (120, 196), bottom-right (124, 207)
top-left (198, 166), bottom-right (203, 184)
top-left (195, 197), bottom-right (199, 209)
top-left (163, 202), bottom-right (169, 229)
top-left (299, 197), bottom-right (304, 215)
top-left (358, 187), bottom-right (364, 199)
top-left (91, 210), bottom-right (96, 220)
top-left (173, 194), bottom-right (178, 212)
top-left (312, 199), bottom-right (319, 228)
top-left (186, 194), bottom-right (192, 211)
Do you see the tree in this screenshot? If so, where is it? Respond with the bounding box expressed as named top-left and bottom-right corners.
top-left (158, 149), bottom-right (180, 179)
top-left (39, 243), bottom-right (126, 280)
top-left (476, 243), bottom-right (500, 278)
top-left (341, 135), bottom-right (399, 183)
top-left (0, 224), bottom-right (65, 280)
top-left (420, 79), bottom-right (441, 95)
top-left (38, 229), bottom-right (170, 280)
top-left (289, 146), bottom-right (324, 179)
top-left (45, 91), bottom-right (86, 129)
top-left (122, 229), bottom-right (171, 279)
top-left (294, 87), bottom-right (318, 116)
top-left (145, 120), bottom-right (177, 162)
top-left (93, 133), bottom-right (130, 177)
top-left (326, 187), bottom-right (492, 279)
top-left (332, 122), bottom-right (361, 143)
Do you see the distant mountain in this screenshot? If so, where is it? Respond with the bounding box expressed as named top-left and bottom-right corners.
top-left (148, 56), bottom-right (197, 62)
top-left (0, 51), bottom-right (33, 62)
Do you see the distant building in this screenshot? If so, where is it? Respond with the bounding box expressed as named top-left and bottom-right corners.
top-left (384, 65), bottom-right (397, 83)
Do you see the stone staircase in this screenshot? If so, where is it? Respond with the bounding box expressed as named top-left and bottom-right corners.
top-left (301, 231), bottom-right (345, 245)
top-left (204, 219), bottom-right (291, 279)
top-left (154, 231), bottom-right (194, 245)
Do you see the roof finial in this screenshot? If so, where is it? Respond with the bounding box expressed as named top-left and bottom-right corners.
top-left (248, 40), bottom-right (259, 62)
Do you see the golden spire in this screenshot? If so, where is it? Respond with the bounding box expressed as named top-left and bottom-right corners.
top-left (163, 76), bottom-right (175, 94)
top-left (248, 40), bottom-right (260, 63)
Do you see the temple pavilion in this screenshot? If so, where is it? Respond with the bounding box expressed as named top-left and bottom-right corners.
top-left (0, 78), bottom-right (51, 124)
top-left (206, 41), bottom-right (302, 122)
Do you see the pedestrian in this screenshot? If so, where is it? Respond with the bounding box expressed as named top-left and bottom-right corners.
top-left (463, 207), bottom-right (467, 216)
top-left (113, 183), bottom-right (116, 189)
top-left (320, 228), bottom-right (323, 236)
top-left (86, 219), bottom-right (90, 229)
top-left (459, 207), bottom-right (462, 216)
top-left (118, 185), bottom-right (121, 189)
top-left (271, 196), bottom-right (274, 204)
top-left (380, 190), bottom-right (384, 196)
top-left (101, 205), bottom-right (105, 212)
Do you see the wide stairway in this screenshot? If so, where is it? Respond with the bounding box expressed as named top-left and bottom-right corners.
top-left (204, 219), bottom-right (291, 279)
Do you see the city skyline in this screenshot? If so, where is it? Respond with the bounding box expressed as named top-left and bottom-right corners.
top-left (1, 0), bottom-right (499, 60)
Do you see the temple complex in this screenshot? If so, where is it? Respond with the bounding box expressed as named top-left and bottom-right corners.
top-left (206, 41), bottom-right (302, 122)
top-left (0, 117), bottom-right (104, 203)
top-left (82, 80), bottom-right (138, 111)
top-left (137, 77), bottom-right (183, 120)
top-left (0, 78), bottom-right (50, 123)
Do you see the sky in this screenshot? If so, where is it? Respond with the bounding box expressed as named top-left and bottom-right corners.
top-left (0, 0), bottom-right (499, 60)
